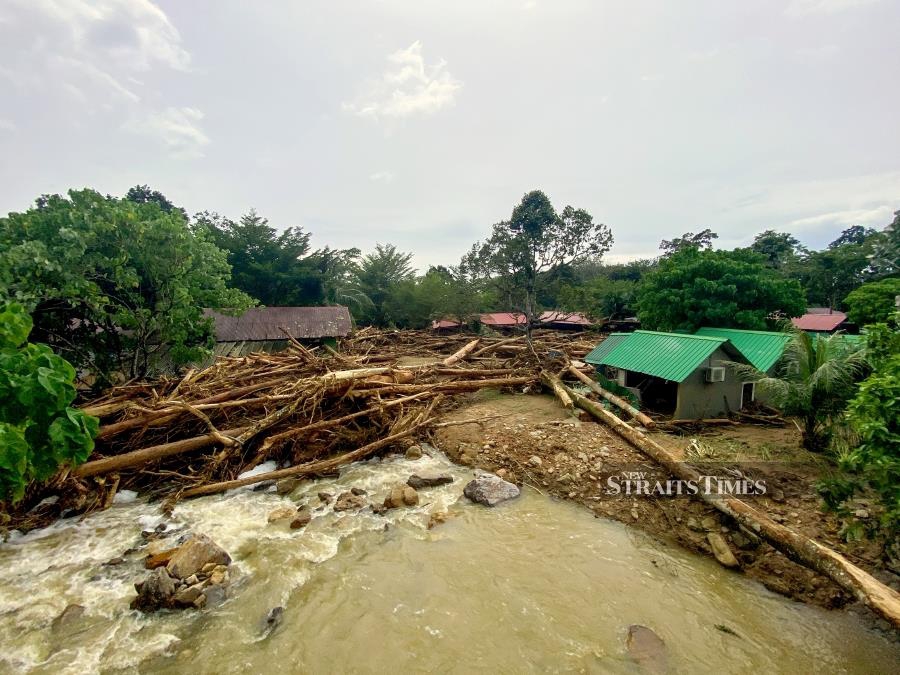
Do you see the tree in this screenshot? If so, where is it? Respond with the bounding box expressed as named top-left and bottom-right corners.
top-left (738, 330), bottom-right (867, 451)
top-left (125, 184), bottom-right (187, 219)
top-left (659, 228), bottom-right (718, 254)
top-left (798, 226), bottom-right (879, 309)
top-left (467, 190), bottom-right (613, 336)
top-left (829, 225), bottom-right (876, 248)
top-left (869, 211), bottom-right (899, 279)
top-left (352, 244), bottom-right (416, 327)
top-left (0, 189), bottom-right (253, 383)
top-left (560, 277), bottom-right (637, 320)
top-left (635, 248), bottom-right (806, 332)
top-left (843, 278), bottom-right (900, 326)
top-left (0, 303), bottom-right (98, 502)
top-left (750, 230), bottom-right (806, 270)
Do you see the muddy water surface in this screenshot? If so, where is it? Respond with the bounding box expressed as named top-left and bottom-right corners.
top-left (0, 451), bottom-right (897, 674)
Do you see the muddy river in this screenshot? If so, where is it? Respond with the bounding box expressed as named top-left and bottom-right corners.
top-left (1, 450), bottom-right (897, 674)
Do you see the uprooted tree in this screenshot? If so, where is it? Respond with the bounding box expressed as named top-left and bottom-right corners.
top-left (464, 190), bottom-right (613, 336)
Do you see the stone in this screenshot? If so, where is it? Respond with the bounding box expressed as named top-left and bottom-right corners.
top-left (52, 604), bottom-right (85, 631)
top-left (131, 567), bottom-right (176, 611)
top-left (263, 606), bottom-right (284, 635)
top-left (463, 474), bottom-right (520, 507)
top-left (184, 574), bottom-right (199, 586)
top-left (707, 533), bottom-right (739, 568)
top-left (528, 455), bottom-right (543, 467)
top-left (496, 468), bottom-right (508, 479)
top-left (208, 570), bottom-right (227, 586)
top-left (103, 556), bottom-right (125, 566)
top-left (333, 491), bottom-right (368, 512)
top-left (166, 534), bottom-right (231, 580)
top-left (193, 593), bottom-right (207, 609)
top-left (145, 548), bottom-right (178, 570)
top-left (626, 625), bottom-right (668, 674)
top-left (275, 478), bottom-right (300, 495)
top-left (770, 487), bottom-right (786, 503)
top-left (201, 563), bottom-right (218, 574)
top-left (406, 473), bottom-right (454, 489)
top-left (318, 492), bottom-right (333, 504)
top-left (405, 444), bottom-right (424, 460)
top-left (402, 486), bottom-right (419, 506)
top-left (204, 585), bottom-right (226, 607)
top-left (427, 511), bottom-right (455, 529)
top-left (173, 584), bottom-right (205, 608)
top-left (267, 507), bottom-right (296, 523)
top-left (290, 508), bottom-right (312, 529)
top-left (351, 487), bottom-right (367, 496)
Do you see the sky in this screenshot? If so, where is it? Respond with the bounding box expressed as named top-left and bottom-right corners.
top-left (1, 0), bottom-right (898, 270)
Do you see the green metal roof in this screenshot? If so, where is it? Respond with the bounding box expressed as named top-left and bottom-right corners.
top-left (584, 333), bottom-right (629, 365)
top-left (591, 330), bottom-right (729, 383)
top-left (695, 327), bottom-right (790, 373)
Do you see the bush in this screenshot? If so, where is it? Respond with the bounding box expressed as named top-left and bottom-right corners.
top-left (0, 303), bottom-right (98, 502)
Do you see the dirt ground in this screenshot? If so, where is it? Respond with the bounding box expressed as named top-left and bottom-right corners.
top-left (430, 390), bottom-right (899, 631)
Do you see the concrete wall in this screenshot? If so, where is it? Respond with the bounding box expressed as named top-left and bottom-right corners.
top-left (673, 347), bottom-right (745, 419)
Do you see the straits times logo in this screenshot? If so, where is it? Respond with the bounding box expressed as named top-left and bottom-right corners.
top-left (604, 470), bottom-right (767, 497)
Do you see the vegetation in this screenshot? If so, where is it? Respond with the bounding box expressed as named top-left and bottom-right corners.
top-left (843, 278), bottom-right (900, 325)
top-left (0, 303), bottom-right (98, 502)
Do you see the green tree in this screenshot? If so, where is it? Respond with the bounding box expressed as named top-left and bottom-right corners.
top-left (0, 303), bottom-right (99, 502)
top-left (0, 189), bottom-right (253, 382)
top-left (560, 277), bottom-right (636, 320)
top-left (750, 230), bottom-right (806, 270)
top-left (352, 244), bottom-right (416, 327)
top-left (635, 248), bottom-right (806, 332)
top-left (125, 184), bottom-right (187, 219)
top-left (800, 226), bottom-right (878, 309)
top-left (843, 278), bottom-right (900, 325)
top-left (869, 211), bottom-right (899, 279)
top-left (466, 190), bottom-right (613, 336)
top-left (659, 228), bottom-right (718, 255)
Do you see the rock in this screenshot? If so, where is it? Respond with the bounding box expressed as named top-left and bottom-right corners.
top-left (427, 511), bottom-right (455, 529)
top-left (351, 487), bottom-right (367, 496)
top-left (318, 492), bottom-right (333, 504)
top-left (384, 485), bottom-right (419, 509)
top-left (333, 491), bottom-right (368, 512)
top-left (103, 556), bottom-right (125, 566)
top-left (208, 570), bottom-right (227, 586)
top-left (267, 507), bottom-right (296, 523)
top-left (201, 562), bottom-right (218, 574)
top-left (371, 503), bottom-right (388, 516)
top-left (275, 478), bottom-right (300, 495)
top-left (290, 508), bottom-right (312, 529)
top-left (496, 468), bottom-right (508, 479)
top-left (52, 604), bottom-right (85, 631)
top-left (184, 574), bottom-right (199, 586)
top-left (463, 474), bottom-right (520, 507)
top-left (145, 548), bottom-right (178, 570)
top-left (263, 606), bottom-right (284, 635)
top-left (131, 567), bottom-right (176, 611)
top-left (528, 455), bottom-right (543, 467)
top-left (626, 625), bottom-right (668, 675)
top-left (770, 487), bottom-right (785, 503)
top-left (193, 593), bottom-right (207, 609)
top-left (166, 534), bottom-right (231, 580)
top-left (707, 533), bottom-right (739, 568)
top-left (173, 584), bottom-right (205, 608)
top-left (730, 531), bottom-right (753, 550)
top-left (407, 473), bottom-right (454, 490)
top-left (405, 444), bottom-right (424, 460)
top-left (204, 585), bottom-right (226, 607)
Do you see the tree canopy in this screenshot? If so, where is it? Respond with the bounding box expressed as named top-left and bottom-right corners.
top-left (843, 278), bottom-right (900, 325)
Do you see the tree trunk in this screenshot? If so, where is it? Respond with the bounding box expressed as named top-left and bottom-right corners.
top-left (567, 365), bottom-right (655, 427)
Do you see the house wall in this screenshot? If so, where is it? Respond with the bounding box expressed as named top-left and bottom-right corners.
top-left (674, 347), bottom-right (745, 419)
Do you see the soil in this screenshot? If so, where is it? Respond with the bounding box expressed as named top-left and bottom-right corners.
top-left (431, 390), bottom-right (900, 631)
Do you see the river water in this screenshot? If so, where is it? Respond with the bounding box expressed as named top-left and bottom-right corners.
top-left (1, 450), bottom-right (897, 674)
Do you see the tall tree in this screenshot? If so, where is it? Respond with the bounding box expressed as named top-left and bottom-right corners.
top-left (466, 190), bottom-right (613, 336)
top-left (750, 230), bottom-right (806, 270)
top-left (125, 184), bottom-right (186, 219)
top-left (801, 226), bottom-right (878, 309)
top-left (843, 278), bottom-right (900, 325)
top-left (635, 247), bottom-right (806, 332)
top-left (352, 244), bottom-right (416, 327)
top-left (869, 211), bottom-right (900, 279)
top-left (659, 228), bottom-right (718, 255)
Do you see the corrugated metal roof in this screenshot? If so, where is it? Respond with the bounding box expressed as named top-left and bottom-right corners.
top-left (791, 311), bottom-right (847, 332)
top-left (592, 330), bottom-right (729, 382)
top-left (584, 333), bottom-right (630, 365)
top-left (695, 327), bottom-right (790, 372)
top-left (204, 306), bottom-right (352, 341)
top-left (480, 312), bottom-right (526, 326)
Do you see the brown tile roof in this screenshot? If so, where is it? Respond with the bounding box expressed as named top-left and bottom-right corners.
top-left (204, 306), bottom-right (352, 341)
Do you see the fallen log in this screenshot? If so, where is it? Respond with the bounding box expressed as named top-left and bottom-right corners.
top-left (566, 365), bottom-right (654, 427)
top-left (181, 418), bottom-right (434, 498)
top-left (540, 370), bottom-right (573, 410)
top-left (74, 426), bottom-right (250, 478)
top-left (442, 339), bottom-right (480, 366)
top-left (472, 336), bottom-right (523, 357)
top-left (552, 382), bottom-right (900, 630)
top-left (347, 375), bottom-right (534, 397)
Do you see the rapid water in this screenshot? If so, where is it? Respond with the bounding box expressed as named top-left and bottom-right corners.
top-left (1, 450), bottom-right (897, 674)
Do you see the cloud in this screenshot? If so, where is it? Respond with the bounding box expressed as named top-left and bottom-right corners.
top-left (785, 0), bottom-right (881, 16)
top-left (0, 118), bottom-right (16, 132)
top-left (789, 205), bottom-right (894, 231)
top-left (369, 170), bottom-right (395, 184)
top-left (343, 41), bottom-right (462, 119)
top-left (126, 107), bottom-right (210, 159)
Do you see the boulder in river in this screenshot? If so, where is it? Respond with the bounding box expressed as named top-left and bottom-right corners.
top-left (463, 473), bottom-right (520, 507)
top-left (407, 473), bottom-right (454, 490)
top-left (52, 604), bottom-right (85, 631)
top-left (707, 533), bottom-right (739, 568)
top-left (405, 444), bottom-right (424, 460)
top-left (290, 508), bottom-right (312, 529)
top-left (166, 534), bottom-right (231, 580)
top-left (333, 491), bottom-right (368, 512)
top-left (384, 485), bottom-right (419, 509)
top-left (267, 506), bottom-right (296, 523)
top-left (275, 478), bottom-right (301, 495)
top-left (131, 567), bottom-right (176, 611)
top-left (626, 624), bottom-right (668, 674)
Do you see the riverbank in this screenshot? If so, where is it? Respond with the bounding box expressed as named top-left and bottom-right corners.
top-left (433, 389), bottom-right (900, 632)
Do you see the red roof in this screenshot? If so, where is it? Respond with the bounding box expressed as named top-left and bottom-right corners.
top-left (431, 319), bottom-right (461, 329)
top-left (791, 311), bottom-right (847, 332)
top-left (539, 311), bottom-right (593, 326)
top-left (480, 312), bottom-right (526, 327)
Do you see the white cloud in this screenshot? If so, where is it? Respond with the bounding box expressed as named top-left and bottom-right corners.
top-left (0, 118), bottom-right (16, 132)
top-left (789, 205), bottom-right (894, 231)
top-left (343, 41), bottom-right (462, 119)
top-left (369, 170), bottom-right (395, 184)
top-left (786, 0), bottom-right (881, 16)
top-left (126, 107), bottom-right (209, 159)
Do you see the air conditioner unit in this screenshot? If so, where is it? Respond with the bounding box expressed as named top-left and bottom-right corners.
top-left (705, 366), bottom-right (726, 383)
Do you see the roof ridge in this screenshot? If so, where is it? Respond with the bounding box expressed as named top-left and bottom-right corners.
top-left (634, 329), bottom-right (725, 342)
top-left (697, 326), bottom-right (790, 338)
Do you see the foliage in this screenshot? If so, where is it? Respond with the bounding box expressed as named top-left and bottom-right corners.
top-left (0, 189), bottom-right (253, 383)
top-left (738, 330), bottom-right (867, 451)
top-left (798, 226), bottom-right (878, 309)
top-left (869, 210), bottom-right (899, 278)
top-left (843, 278), bottom-right (900, 325)
top-left (750, 230), bottom-right (806, 270)
top-left (635, 248), bottom-right (806, 332)
top-left (465, 190), bottom-right (613, 334)
top-left (0, 303), bottom-right (98, 502)
top-left (125, 184), bottom-right (187, 219)
top-left (659, 228), bottom-right (718, 254)
top-left (559, 277), bottom-right (637, 319)
top-left (352, 244), bottom-right (417, 327)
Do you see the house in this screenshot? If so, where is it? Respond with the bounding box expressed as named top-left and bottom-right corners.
top-left (431, 319), bottom-right (462, 333)
top-left (538, 311), bottom-right (594, 330)
top-left (791, 308), bottom-right (853, 334)
top-left (584, 330), bottom-right (752, 419)
top-left (203, 306), bottom-right (352, 357)
top-left (479, 312), bottom-right (527, 332)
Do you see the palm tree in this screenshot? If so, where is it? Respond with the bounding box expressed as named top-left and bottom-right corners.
top-left (738, 329), bottom-right (867, 451)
